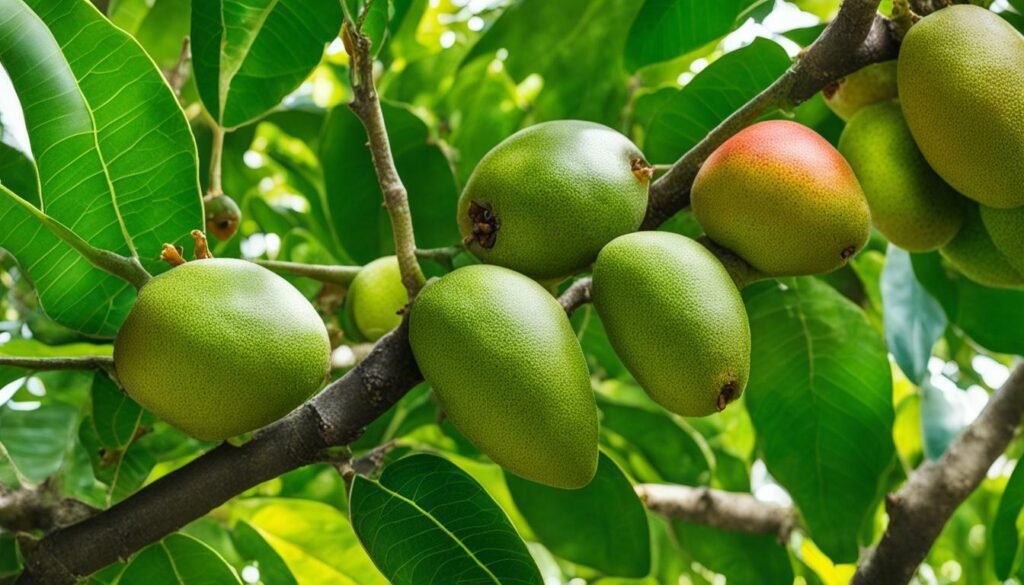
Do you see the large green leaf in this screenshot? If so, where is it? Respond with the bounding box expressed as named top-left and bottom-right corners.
top-left (79, 417), bottom-right (155, 505)
top-left (743, 277), bottom-right (895, 562)
top-left (120, 533), bottom-right (241, 584)
top-left (191, 0), bottom-right (343, 128)
top-left (919, 379), bottom-right (964, 461)
top-left (994, 461), bottom-right (1024, 579)
top-left (319, 102), bottom-right (459, 263)
top-left (349, 454), bottom-right (542, 585)
top-left (0, 402), bottom-right (77, 484)
top-left (0, 0), bottom-right (202, 336)
top-left (673, 521), bottom-right (793, 585)
top-left (232, 521), bottom-right (298, 585)
top-left (0, 131), bottom-right (37, 206)
top-left (90, 372), bottom-right (144, 451)
top-left (625, 0), bottom-right (763, 71)
top-left (505, 452), bottom-right (650, 578)
top-left (882, 246), bottom-right (947, 383)
top-left (463, 0), bottom-right (644, 125)
top-left (642, 38), bottom-right (791, 164)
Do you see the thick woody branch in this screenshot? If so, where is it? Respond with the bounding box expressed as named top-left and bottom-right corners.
top-left (344, 24), bottom-right (426, 297)
top-left (0, 484), bottom-right (96, 534)
top-left (637, 483), bottom-right (794, 539)
top-left (642, 0), bottom-right (899, 228)
top-left (851, 363), bottom-right (1024, 585)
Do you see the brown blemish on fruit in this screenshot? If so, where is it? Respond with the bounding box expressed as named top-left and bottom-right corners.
top-left (840, 245), bottom-right (857, 261)
top-left (466, 201), bottom-right (500, 249)
top-left (822, 79), bottom-right (843, 100)
top-left (631, 157), bottom-right (654, 184)
top-left (717, 380), bottom-right (739, 412)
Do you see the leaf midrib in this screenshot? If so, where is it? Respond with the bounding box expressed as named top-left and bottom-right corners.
top-left (217, 0), bottom-right (281, 126)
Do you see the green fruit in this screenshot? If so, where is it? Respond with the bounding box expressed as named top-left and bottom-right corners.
top-left (838, 102), bottom-right (964, 252)
top-left (940, 204), bottom-right (1024, 289)
top-left (409, 264), bottom-right (598, 488)
top-left (980, 205), bottom-right (1024, 275)
top-left (458, 121), bottom-right (650, 281)
top-left (898, 5), bottom-right (1024, 209)
top-left (114, 259), bottom-right (331, 440)
top-left (691, 120), bottom-right (871, 276)
top-left (345, 256), bottom-right (407, 342)
top-left (592, 232), bottom-right (750, 416)
top-left (204, 194), bottom-right (241, 241)
top-left (823, 60), bottom-right (898, 121)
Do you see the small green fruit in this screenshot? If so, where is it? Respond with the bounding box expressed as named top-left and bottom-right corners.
top-left (409, 265), bottom-right (599, 488)
top-left (345, 256), bottom-right (407, 342)
top-left (458, 121), bottom-right (650, 281)
top-left (940, 204), bottom-right (1024, 289)
top-left (114, 259), bottom-right (331, 440)
top-left (592, 232), bottom-right (750, 417)
top-left (838, 102), bottom-right (964, 252)
top-left (980, 205), bottom-right (1024, 275)
top-left (691, 120), bottom-right (871, 276)
top-left (823, 60), bottom-right (898, 121)
top-left (898, 5), bottom-right (1024, 208)
top-left (204, 194), bottom-right (242, 240)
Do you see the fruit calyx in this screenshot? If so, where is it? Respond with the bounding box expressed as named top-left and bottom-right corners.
top-left (630, 157), bottom-right (654, 184)
top-left (717, 380), bottom-right (740, 411)
top-left (840, 245), bottom-right (857, 261)
top-left (464, 201), bottom-right (500, 249)
top-left (159, 230), bottom-right (214, 268)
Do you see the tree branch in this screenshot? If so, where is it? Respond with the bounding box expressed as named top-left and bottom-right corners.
top-left (0, 484), bottom-right (96, 534)
top-left (343, 23), bottom-right (426, 298)
top-left (637, 483), bottom-right (794, 540)
top-left (0, 356), bottom-right (114, 372)
top-left (851, 363), bottom-right (1024, 584)
top-left (558, 277), bottom-right (592, 314)
top-left (642, 0), bottom-right (899, 228)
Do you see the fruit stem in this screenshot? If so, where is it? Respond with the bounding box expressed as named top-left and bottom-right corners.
top-left (0, 355), bottom-right (115, 372)
top-left (254, 259), bottom-right (362, 287)
top-left (191, 230), bottom-right (213, 260)
top-left (0, 184), bottom-right (152, 290)
top-left (415, 246), bottom-right (462, 271)
top-left (208, 125), bottom-right (225, 197)
top-left (344, 22), bottom-right (427, 298)
top-left (697, 236), bottom-right (766, 290)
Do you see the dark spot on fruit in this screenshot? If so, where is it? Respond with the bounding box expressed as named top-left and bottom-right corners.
top-left (717, 380), bottom-right (739, 411)
top-left (840, 245), bottom-right (857, 260)
top-left (631, 157), bottom-right (654, 184)
top-left (823, 79), bottom-right (843, 100)
top-left (467, 200), bottom-right (500, 249)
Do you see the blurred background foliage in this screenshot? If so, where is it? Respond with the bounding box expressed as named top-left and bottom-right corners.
top-left (1, 0), bottom-right (1024, 583)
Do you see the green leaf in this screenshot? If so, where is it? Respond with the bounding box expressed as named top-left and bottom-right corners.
top-left (233, 498), bottom-right (385, 585)
top-left (80, 416), bottom-right (155, 505)
top-left (131, 0), bottom-right (192, 68)
top-left (919, 379), bottom-right (965, 461)
top-left (90, 372), bottom-right (144, 450)
top-left (673, 521), bottom-right (793, 585)
top-left (743, 277), bottom-right (895, 562)
top-left (642, 38), bottom-right (791, 165)
top-left (232, 520), bottom-right (298, 585)
top-left (882, 246), bottom-right (947, 383)
top-left (349, 453), bottom-right (542, 585)
top-left (120, 533), bottom-right (241, 584)
top-left (0, 402), bottom-right (77, 484)
top-left (994, 461), bottom-right (1024, 579)
top-left (191, 0), bottom-right (343, 128)
top-left (0, 0), bottom-right (202, 336)
top-left (463, 0), bottom-right (644, 125)
top-left (347, 0), bottom-right (390, 57)
top-left (505, 452), bottom-right (650, 578)
top-left (624, 0), bottom-right (762, 71)
top-left (0, 132), bottom-right (38, 206)
top-left (320, 102), bottom-right (459, 263)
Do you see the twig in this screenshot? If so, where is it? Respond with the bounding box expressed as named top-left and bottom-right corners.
top-left (254, 259), bottom-right (362, 287)
top-left (851, 363), bottom-right (1024, 585)
top-left (642, 0), bottom-right (899, 228)
top-left (415, 246), bottom-right (461, 271)
top-left (165, 38), bottom-right (192, 98)
top-left (558, 277), bottom-right (592, 314)
top-left (637, 483), bottom-right (795, 541)
top-left (0, 356), bottom-right (114, 372)
top-left (343, 24), bottom-right (426, 297)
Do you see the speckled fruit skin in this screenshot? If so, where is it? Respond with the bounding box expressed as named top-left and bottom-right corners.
top-left (823, 60), bottom-right (898, 121)
top-left (592, 232), bottom-right (750, 417)
top-left (114, 259), bottom-right (331, 440)
top-left (457, 121), bottom-right (650, 281)
top-left (408, 265), bottom-right (598, 488)
top-left (898, 5), bottom-right (1024, 209)
top-left (839, 102), bottom-right (964, 252)
top-left (691, 120), bottom-right (871, 276)
top-left (345, 256), bottom-right (407, 342)
top-left (981, 205), bottom-right (1024, 274)
top-left (940, 204), bottom-right (1024, 289)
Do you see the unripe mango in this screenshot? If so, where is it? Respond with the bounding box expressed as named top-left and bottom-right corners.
top-left (898, 5), bottom-right (1024, 208)
top-left (980, 205), bottom-right (1024, 275)
top-left (823, 60), bottom-right (898, 121)
top-left (691, 120), bottom-right (871, 276)
top-left (592, 232), bottom-right (750, 416)
top-left (408, 265), bottom-right (599, 488)
top-left (114, 259), bottom-right (331, 440)
top-left (458, 121), bottom-right (650, 281)
top-left (940, 204), bottom-right (1024, 289)
top-left (345, 256), bottom-right (407, 342)
top-left (838, 102), bottom-right (964, 252)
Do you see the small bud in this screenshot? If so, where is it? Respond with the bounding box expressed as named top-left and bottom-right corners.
top-left (204, 193), bottom-right (242, 241)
